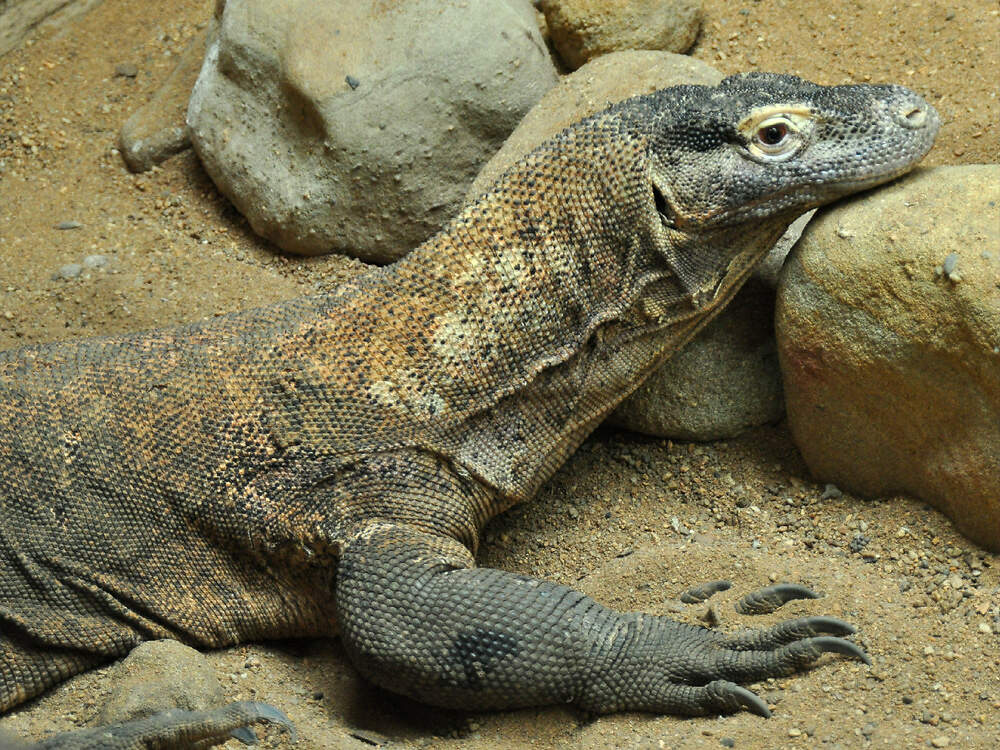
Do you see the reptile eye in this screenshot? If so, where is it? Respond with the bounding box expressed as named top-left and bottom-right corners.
top-left (746, 114), bottom-right (804, 161)
top-left (758, 123), bottom-right (788, 145)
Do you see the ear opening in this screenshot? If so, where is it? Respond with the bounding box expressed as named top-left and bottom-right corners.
top-left (651, 181), bottom-right (677, 229)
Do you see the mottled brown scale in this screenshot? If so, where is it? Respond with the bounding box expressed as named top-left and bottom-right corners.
top-left (1, 73), bottom-right (938, 745)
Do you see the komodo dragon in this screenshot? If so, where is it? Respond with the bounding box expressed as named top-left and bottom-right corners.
top-left (0, 73), bottom-right (938, 748)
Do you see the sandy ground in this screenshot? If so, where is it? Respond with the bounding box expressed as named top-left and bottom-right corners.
top-left (0, 0), bottom-right (997, 747)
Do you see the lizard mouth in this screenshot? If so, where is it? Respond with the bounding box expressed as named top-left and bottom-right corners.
top-left (832, 160), bottom-right (928, 191)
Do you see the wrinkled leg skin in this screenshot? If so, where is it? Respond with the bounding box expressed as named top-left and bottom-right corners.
top-left (337, 524), bottom-right (869, 718)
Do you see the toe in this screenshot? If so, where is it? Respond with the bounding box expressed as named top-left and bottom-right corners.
top-left (722, 616), bottom-right (857, 650)
top-left (734, 583), bottom-right (821, 615)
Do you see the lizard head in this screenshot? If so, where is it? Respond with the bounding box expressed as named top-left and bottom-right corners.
top-left (628, 72), bottom-right (938, 309)
top-left (643, 72), bottom-right (939, 232)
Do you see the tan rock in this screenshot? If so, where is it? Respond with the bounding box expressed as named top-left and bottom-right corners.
top-left (777, 165), bottom-right (1000, 551)
top-left (119, 26), bottom-right (211, 172)
top-left (467, 50), bottom-right (722, 200)
top-left (539, 0), bottom-right (702, 71)
top-left (97, 639), bottom-right (222, 725)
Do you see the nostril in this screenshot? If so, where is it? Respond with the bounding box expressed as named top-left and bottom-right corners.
top-left (899, 104), bottom-right (927, 128)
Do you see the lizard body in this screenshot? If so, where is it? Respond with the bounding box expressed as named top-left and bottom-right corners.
top-left (0, 74), bottom-right (937, 747)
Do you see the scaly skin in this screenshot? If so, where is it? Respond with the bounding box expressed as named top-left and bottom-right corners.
top-left (0, 73), bottom-right (938, 747)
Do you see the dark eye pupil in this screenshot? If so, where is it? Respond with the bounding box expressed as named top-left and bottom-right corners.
top-left (760, 123), bottom-right (788, 145)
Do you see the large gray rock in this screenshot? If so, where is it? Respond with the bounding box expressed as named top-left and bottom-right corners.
top-left (188, 0), bottom-right (558, 262)
top-left (777, 165), bottom-right (1000, 551)
top-left (538, 0), bottom-right (702, 71)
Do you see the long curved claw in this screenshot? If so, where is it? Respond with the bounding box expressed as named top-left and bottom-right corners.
top-left (647, 679), bottom-right (772, 718)
top-left (693, 633), bottom-right (871, 686)
top-left (734, 583), bottom-right (820, 614)
top-left (722, 682), bottom-right (771, 718)
top-left (231, 702), bottom-right (295, 735)
top-left (680, 580), bottom-right (733, 604)
top-left (227, 702), bottom-right (296, 745)
top-left (809, 636), bottom-right (871, 665)
top-left (229, 726), bottom-right (260, 745)
top-left (722, 616), bottom-right (857, 650)
top-left (633, 611), bottom-right (871, 718)
top-left (801, 616), bottom-right (856, 637)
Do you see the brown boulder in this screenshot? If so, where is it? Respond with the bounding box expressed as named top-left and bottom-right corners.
top-left (538, 0), bottom-right (702, 71)
top-left (777, 165), bottom-right (1000, 551)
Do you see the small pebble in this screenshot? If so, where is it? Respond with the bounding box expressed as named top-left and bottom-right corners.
top-left (941, 252), bottom-right (962, 282)
top-left (930, 737), bottom-right (950, 748)
top-left (820, 484), bottom-right (843, 500)
top-left (720, 739), bottom-right (735, 748)
top-left (115, 63), bottom-right (139, 78)
top-left (83, 254), bottom-right (109, 269)
top-left (788, 727), bottom-right (802, 737)
top-left (345, 74), bottom-right (360, 89)
top-left (55, 221), bottom-right (82, 230)
top-left (849, 533), bottom-right (870, 553)
top-left (53, 263), bottom-right (83, 280)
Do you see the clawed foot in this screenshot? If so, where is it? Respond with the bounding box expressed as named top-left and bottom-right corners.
top-left (628, 618), bottom-right (868, 718)
top-left (583, 583), bottom-right (869, 718)
top-left (703, 616), bottom-right (869, 718)
top-left (32, 701), bottom-right (294, 749)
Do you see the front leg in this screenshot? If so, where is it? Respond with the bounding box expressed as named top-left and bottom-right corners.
top-left (337, 522), bottom-right (868, 716)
